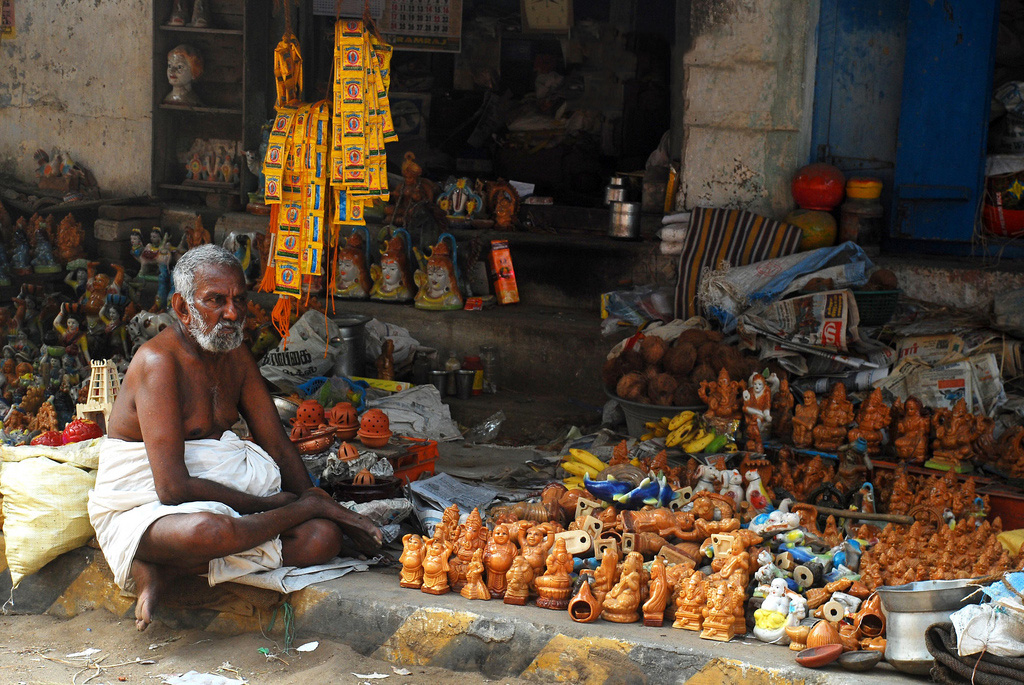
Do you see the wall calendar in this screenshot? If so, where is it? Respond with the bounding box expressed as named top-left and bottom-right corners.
top-left (380, 0), bottom-right (462, 53)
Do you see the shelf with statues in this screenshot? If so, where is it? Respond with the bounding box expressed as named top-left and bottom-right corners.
top-left (158, 103), bottom-right (243, 116)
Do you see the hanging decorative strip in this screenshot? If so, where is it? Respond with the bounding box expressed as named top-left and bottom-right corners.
top-left (262, 20), bottom-right (396, 340)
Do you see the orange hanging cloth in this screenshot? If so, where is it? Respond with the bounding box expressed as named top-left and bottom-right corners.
top-left (274, 31), bottom-right (303, 108)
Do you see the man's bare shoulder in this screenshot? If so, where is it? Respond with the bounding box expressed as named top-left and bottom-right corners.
top-left (126, 328), bottom-right (187, 377)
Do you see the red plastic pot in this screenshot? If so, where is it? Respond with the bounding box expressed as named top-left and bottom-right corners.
top-left (62, 418), bottom-right (103, 444)
top-left (31, 430), bottom-right (63, 446)
top-left (792, 163), bottom-right (846, 211)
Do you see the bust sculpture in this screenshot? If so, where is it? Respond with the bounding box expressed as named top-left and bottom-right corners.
top-left (165, 44), bottom-right (203, 106)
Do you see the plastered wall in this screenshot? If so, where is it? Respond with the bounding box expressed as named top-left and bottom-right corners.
top-left (680, 0), bottom-right (817, 217)
top-left (0, 0), bottom-right (152, 196)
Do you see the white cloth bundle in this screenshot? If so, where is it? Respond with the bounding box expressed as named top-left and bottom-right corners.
top-left (88, 432), bottom-right (284, 592)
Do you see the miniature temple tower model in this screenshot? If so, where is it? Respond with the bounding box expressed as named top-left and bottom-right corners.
top-left (76, 359), bottom-right (121, 431)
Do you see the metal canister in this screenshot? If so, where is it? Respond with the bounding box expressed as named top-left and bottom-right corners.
top-left (604, 176), bottom-right (627, 205)
top-left (608, 201), bottom-right (641, 239)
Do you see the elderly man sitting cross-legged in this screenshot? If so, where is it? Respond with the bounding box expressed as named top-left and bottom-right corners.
top-left (88, 244), bottom-right (382, 631)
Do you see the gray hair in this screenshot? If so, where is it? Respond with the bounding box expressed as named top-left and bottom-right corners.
top-left (173, 244), bottom-right (242, 303)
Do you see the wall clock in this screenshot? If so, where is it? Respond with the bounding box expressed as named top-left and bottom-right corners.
top-left (521, 0), bottom-right (573, 34)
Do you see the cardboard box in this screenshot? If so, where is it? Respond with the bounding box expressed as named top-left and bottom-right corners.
top-left (488, 239), bottom-right (519, 305)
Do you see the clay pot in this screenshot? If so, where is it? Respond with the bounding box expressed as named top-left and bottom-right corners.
top-left (806, 620), bottom-right (843, 650)
top-left (330, 474), bottom-right (402, 503)
top-left (292, 399), bottom-right (326, 428)
top-left (290, 425), bottom-right (337, 454)
top-left (854, 593), bottom-right (885, 638)
top-left (567, 572), bottom-right (602, 623)
top-left (358, 431), bottom-right (391, 448)
top-left (327, 402), bottom-right (359, 439)
top-left (359, 408), bottom-right (391, 435)
top-left (791, 163), bottom-right (846, 211)
top-left (358, 408), bottom-right (393, 447)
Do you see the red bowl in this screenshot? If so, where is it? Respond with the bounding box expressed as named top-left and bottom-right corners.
top-left (982, 203), bottom-right (1024, 237)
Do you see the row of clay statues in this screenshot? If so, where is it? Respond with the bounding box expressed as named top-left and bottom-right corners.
top-left (791, 384), bottom-right (993, 470)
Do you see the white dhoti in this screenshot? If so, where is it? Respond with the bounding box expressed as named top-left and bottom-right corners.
top-left (87, 432), bottom-right (284, 592)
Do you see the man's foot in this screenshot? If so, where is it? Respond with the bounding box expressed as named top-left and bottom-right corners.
top-left (129, 559), bottom-right (167, 631)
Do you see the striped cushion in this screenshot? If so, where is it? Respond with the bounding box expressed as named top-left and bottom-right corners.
top-left (673, 207), bottom-right (803, 320)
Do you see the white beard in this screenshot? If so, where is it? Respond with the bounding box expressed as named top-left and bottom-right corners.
top-left (186, 300), bottom-right (244, 353)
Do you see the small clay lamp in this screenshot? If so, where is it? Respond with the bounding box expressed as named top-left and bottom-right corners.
top-left (352, 468), bottom-right (375, 486)
top-left (327, 401), bottom-right (359, 440)
top-left (336, 441), bottom-right (360, 462)
top-left (358, 408), bottom-right (392, 448)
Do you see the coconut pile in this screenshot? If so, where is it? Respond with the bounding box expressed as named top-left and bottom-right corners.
top-left (603, 328), bottom-right (772, 407)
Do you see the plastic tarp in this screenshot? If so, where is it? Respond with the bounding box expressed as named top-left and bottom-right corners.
top-left (701, 241), bottom-right (874, 333)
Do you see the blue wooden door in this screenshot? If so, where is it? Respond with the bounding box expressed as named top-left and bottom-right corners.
top-left (811, 0), bottom-right (908, 193)
top-left (890, 0), bottom-right (1000, 242)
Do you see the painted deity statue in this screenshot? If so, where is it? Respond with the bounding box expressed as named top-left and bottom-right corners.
top-left (334, 226), bottom-right (371, 299)
top-left (165, 44), bottom-right (204, 106)
top-left (414, 233), bottom-right (463, 311)
top-left (742, 372), bottom-right (773, 453)
top-left (370, 229), bottom-right (415, 302)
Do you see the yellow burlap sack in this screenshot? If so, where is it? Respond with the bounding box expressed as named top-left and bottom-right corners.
top-left (0, 454), bottom-right (97, 588)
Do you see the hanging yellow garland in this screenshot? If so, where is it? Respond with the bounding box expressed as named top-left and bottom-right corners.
top-left (261, 20), bottom-right (396, 340)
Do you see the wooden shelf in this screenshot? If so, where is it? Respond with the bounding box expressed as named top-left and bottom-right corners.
top-left (159, 24), bottom-right (243, 35)
top-left (159, 103), bottom-right (242, 115)
top-left (159, 183), bottom-right (240, 194)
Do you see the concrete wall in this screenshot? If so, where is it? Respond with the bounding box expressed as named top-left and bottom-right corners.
top-left (0, 0), bottom-right (152, 196)
top-left (679, 0), bottom-right (817, 217)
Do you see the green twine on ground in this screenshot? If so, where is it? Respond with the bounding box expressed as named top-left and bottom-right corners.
top-left (267, 600), bottom-right (296, 652)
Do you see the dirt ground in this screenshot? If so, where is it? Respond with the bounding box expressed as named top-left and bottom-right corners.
top-left (0, 611), bottom-right (527, 685)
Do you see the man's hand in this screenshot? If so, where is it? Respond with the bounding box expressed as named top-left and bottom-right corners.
top-left (264, 491), bottom-right (299, 510)
top-left (298, 488), bottom-right (384, 554)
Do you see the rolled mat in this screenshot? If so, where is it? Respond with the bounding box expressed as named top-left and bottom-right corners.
top-left (925, 622), bottom-right (1024, 685)
top-left (672, 206), bottom-right (802, 320)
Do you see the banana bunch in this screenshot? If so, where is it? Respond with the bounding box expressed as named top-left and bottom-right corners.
top-left (560, 448), bottom-right (607, 488)
top-left (664, 410), bottom-right (699, 447)
top-left (639, 416), bottom-right (672, 442)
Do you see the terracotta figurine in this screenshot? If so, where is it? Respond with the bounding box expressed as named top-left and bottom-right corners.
top-left (370, 230), bottom-right (415, 302)
top-left (421, 534), bottom-right (453, 595)
top-left (334, 226), bottom-right (371, 299)
top-left (931, 399), bottom-right (977, 470)
top-left (519, 525), bottom-right (554, 587)
top-left (399, 533), bottom-right (426, 588)
top-left (642, 557), bottom-right (670, 627)
top-left (813, 383), bottom-right (854, 452)
top-left (592, 547), bottom-right (620, 606)
top-left (699, 369), bottom-right (744, 432)
top-left (503, 555), bottom-right (534, 606)
top-left (672, 571), bottom-right (707, 631)
top-left (602, 551), bottom-right (644, 623)
top-left (483, 523), bottom-right (518, 598)
top-left (414, 233), bottom-right (463, 311)
top-left (460, 549), bottom-right (491, 600)
top-left (534, 538), bottom-right (574, 609)
top-left (772, 379), bottom-right (795, 442)
top-left (791, 390), bottom-right (819, 449)
top-left (847, 388), bottom-right (891, 457)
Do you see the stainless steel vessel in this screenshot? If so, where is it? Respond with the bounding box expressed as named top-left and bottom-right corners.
top-left (608, 201), bottom-right (641, 239)
top-left (876, 578), bottom-right (982, 675)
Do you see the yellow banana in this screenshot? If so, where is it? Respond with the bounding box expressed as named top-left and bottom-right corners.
top-left (666, 422), bottom-right (699, 447)
top-left (658, 416), bottom-right (671, 427)
top-left (654, 426), bottom-right (668, 437)
top-left (683, 431), bottom-right (716, 454)
top-left (569, 449), bottom-right (607, 472)
top-left (563, 477), bottom-right (584, 488)
top-left (561, 460), bottom-right (601, 478)
top-left (668, 410), bottom-right (697, 431)
top-left (640, 432), bottom-right (655, 442)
